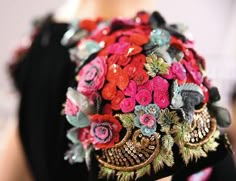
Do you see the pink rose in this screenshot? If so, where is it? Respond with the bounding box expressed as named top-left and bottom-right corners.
top-left (135, 89), bottom-right (152, 106)
top-left (120, 97), bottom-right (136, 113)
top-left (77, 56), bottom-right (107, 96)
top-left (140, 114), bottom-right (156, 128)
top-left (153, 91), bottom-right (170, 109)
top-left (65, 98), bottom-right (79, 116)
top-left (137, 80), bottom-right (153, 92)
top-left (152, 76), bottom-right (169, 92)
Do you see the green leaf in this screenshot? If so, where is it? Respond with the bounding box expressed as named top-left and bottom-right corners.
top-left (162, 151), bottom-right (174, 167)
top-left (153, 154), bottom-right (165, 173)
top-left (115, 114), bottom-right (134, 128)
top-left (116, 171), bottom-right (134, 181)
top-left (98, 166), bottom-right (115, 180)
top-left (162, 135), bottom-right (174, 151)
top-left (180, 146), bottom-right (207, 165)
top-left (66, 111), bottom-right (90, 128)
top-left (135, 164), bottom-right (151, 180)
top-left (203, 130), bottom-right (220, 152)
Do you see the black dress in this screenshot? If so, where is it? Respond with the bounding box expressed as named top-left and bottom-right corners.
top-left (11, 18), bottom-right (236, 181)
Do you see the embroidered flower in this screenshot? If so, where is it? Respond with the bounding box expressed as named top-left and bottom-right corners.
top-left (120, 97), bottom-right (136, 113)
top-left (111, 90), bottom-right (125, 110)
top-left (140, 114), bottom-right (156, 128)
top-left (133, 69), bottom-right (149, 85)
top-left (171, 62), bottom-right (186, 81)
top-left (137, 80), bottom-right (153, 92)
top-left (145, 54), bottom-right (170, 77)
top-left (129, 33), bottom-right (149, 46)
top-left (101, 82), bottom-right (117, 100)
top-left (106, 64), bottom-right (129, 90)
top-left (124, 80), bottom-right (137, 97)
top-left (77, 56), bottom-right (107, 96)
top-left (65, 98), bottom-right (79, 116)
top-left (183, 60), bottom-right (203, 85)
top-left (158, 109), bottom-right (180, 133)
top-left (152, 76), bottom-right (170, 108)
top-left (90, 114), bottom-right (122, 149)
top-left (135, 89), bottom-right (152, 106)
top-left (134, 104), bottom-right (160, 137)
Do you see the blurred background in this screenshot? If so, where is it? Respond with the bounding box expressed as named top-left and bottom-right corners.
top-left (0, 0), bottom-right (236, 152)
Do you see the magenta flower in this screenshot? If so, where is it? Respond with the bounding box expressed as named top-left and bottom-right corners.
top-left (152, 76), bottom-right (169, 91)
top-left (120, 97), bottom-right (136, 113)
top-left (137, 80), bottom-right (153, 92)
top-left (124, 80), bottom-right (137, 97)
top-left (77, 56), bottom-right (107, 96)
top-left (153, 91), bottom-right (170, 109)
top-left (152, 76), bottom-right (170, 108)
top-left (171, 62), bottom-right (186, 81)
top-left (135, 89), bottom-right (152, 106)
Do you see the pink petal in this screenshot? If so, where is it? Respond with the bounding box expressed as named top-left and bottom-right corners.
top-left (120, 98), bottom-right (136, 113)
top-left (153, 91), bottom-right (170, 109)
top-left (124, 80), bottom-right (137, 97)
top-left (152, 76), bottom-right (169, 92)
top-left (137, 80), bottom-right (153, 92)
top-left (135, 89), bottom-right (152, 106)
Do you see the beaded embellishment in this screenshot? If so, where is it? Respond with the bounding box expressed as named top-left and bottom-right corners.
top-left (62, 11), bottom-right (231, 181)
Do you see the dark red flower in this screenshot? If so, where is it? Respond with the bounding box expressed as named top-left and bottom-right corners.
top-left (90, 114), bottom-right (122, 149)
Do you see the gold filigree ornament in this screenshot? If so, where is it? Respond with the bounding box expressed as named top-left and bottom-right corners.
top-left (173, 104), bottom-right (220, 165)
top-left (97, 114), bottom-right (175, 181)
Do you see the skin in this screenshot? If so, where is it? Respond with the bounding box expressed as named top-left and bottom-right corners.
top-left (0, 0), bottom-right (172, 180)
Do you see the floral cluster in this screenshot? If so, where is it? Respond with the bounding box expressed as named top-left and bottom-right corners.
top-left (63, 11), bottom-right (211, 162)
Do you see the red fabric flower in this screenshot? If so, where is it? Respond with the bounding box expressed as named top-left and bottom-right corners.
top-left (106, 64), bottom-right (129, 90)
top-left (133, 69), bottom-right (149, 85)
top-left (90, 114), bottom-right (122, 149)
top-left (111, 91), bottom-right (125, 110)
top-left (106, 64), bottom-right (122, 83)
top-left (102, 83), bottom-right (117, 100)
top-left (129, 33), bottom-right (149, 46)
